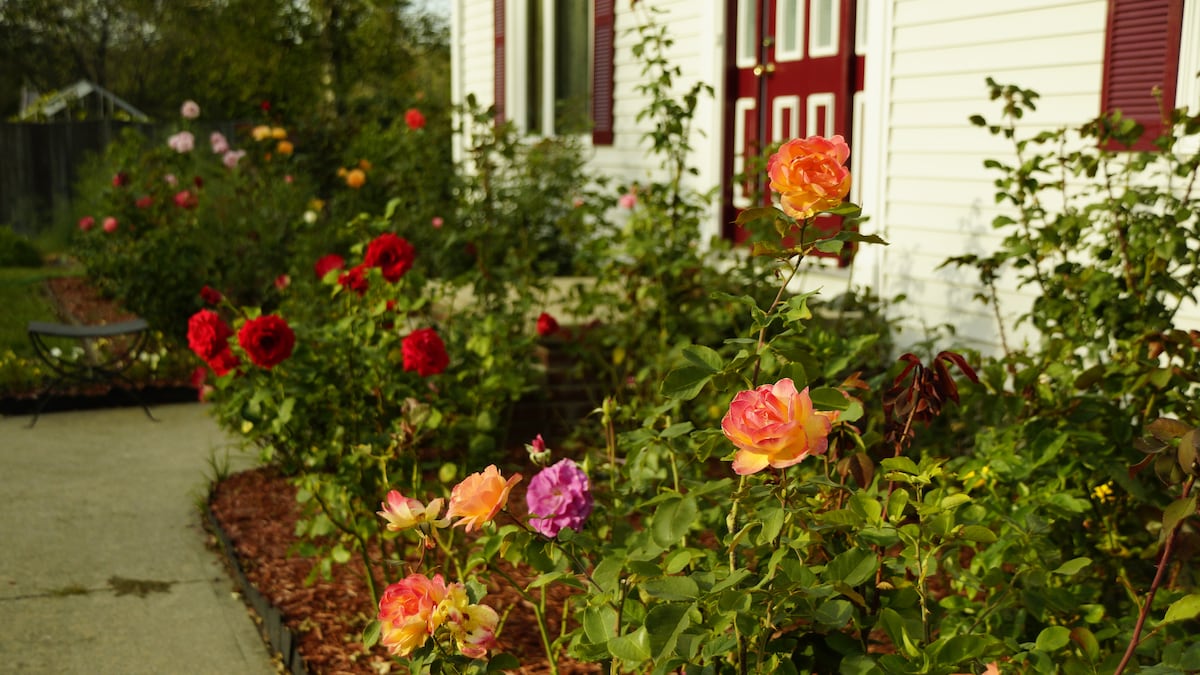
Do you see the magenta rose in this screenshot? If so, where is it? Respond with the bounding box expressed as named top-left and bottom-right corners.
top-left (401, 328), bottom-right (448, 377)
top-left (364, 233), bottom-right (416, 282)
top-left (237, 315), bottom-right (295, 369)
top-left (526, 458), bottom-right (593, 537)
top-left (187, 309), bottom-right (234, 362)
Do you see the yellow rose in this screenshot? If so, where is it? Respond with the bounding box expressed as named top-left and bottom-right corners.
top-left (270, 126), bottom-right (288, 139)
top-left (276, 140), bottom-right (294, 156)
top-left (251, 125), bottom-right (271, 141)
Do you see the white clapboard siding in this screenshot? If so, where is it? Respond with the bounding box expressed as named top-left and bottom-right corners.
top-left (880, 0), bottom-right (1113, 353)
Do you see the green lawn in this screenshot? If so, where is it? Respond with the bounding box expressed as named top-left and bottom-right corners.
top-left (0, 266), bottom-right (83, 357)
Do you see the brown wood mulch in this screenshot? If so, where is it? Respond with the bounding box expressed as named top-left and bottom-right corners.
top-left (208, 466), bottom-right (603, 674)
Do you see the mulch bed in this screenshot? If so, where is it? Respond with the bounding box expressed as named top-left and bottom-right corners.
top-left (208, 465), bottom-right (603, 674)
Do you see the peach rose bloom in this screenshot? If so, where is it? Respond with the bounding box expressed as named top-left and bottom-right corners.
top-left (721, 378), bottom-right (837, 475)
top-left (377, 573), bottom-right (447, 657)
top-left (447, 465), bottom-right (522, 532)
top-left (276, 140), bottom-right (294, 156)
top-left (766, 135), bottom-right (851, 219)
top-left (345, 168), bottom-right (366, 189)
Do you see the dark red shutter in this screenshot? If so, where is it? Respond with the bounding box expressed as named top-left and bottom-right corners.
top-left (494, 0), bottom-right (506, 125)
top-left (592, 0), bottom-right (615, 145)
top-left (1100, 0), bottom-right (1183, 149)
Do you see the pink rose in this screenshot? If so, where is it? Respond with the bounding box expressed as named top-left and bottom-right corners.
top-left (164, 173), bottom-right (178, 186)
top-left (431, 216), bottom-right (444, 229)
top-left (167, 131), bottom-right (195, 153)
top-left (222, 150), bottom-right (246, 168)
top-left (721, 378), bottom-right (838, 475)
top-left (209, 131), bottom-right (229, 154)
top-left (174, 190), bottom-right (198, 209)
top-left (135, 195), bottom-right (153, 209)
top-left (180, 100), bottom-right (200, 119)
top-left (102, 217), bottom-right (119, 233)
top-left (618, 191), bottom-right (637, 209)
top-left (78, 216), bottom-right (95, 232)
top-left (766, 135), bottom-right (852, 219)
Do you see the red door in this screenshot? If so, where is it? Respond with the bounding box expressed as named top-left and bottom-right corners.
top-left (723, 0), bottom-right (864, 263)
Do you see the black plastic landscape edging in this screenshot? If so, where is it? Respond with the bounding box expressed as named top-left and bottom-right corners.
top-left (204, 501), bottom-right (310, 675)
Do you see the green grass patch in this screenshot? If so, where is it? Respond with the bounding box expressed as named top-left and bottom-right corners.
top-left (0, 265), bottom-right (83, 357)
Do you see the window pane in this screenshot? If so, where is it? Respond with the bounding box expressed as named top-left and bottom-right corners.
top-left (525, 0), bottom-right (544, 132)
top-left (555, 0), bottom-right (591, 134)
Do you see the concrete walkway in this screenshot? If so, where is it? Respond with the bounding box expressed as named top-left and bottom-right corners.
top-left (0, 403), bottom-right (277, 674)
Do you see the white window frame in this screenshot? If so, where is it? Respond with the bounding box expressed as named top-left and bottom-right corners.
top-left (1176, 0), bottom-right (1200, 154)
top-left (507, 0), bottom-right (593, 138)
top-left (775, 0), bottom-right (805, 62)
top-left (808, 0), bottom-right (839, 58)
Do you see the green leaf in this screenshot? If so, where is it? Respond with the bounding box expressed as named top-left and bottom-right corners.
top-left (583, 605), bottom-right (618, 643)
top-left (652, 496), bottom-right (698, 547)
top-left (810, 386), bottom-right (850, 411)
top-left (641, 576), bottom-right (699, 601)
top-left (661, 365), bottom-right (713, 400)
top-left (959, 525), bottom-right (998, 543)
top-left (881, 457), bottom-right (919, 475)
top-left (824, 547), bottom-right (878, 587)
top-left (1036, 625), bottom-right (1071, 652)
top-left (592, 557), bottom-right (624, 593)
top-left (609, 627), bottom-right (651, 662)
top-left (1052, 557), bottom-right (1093, 576)
top-left (1163, 593), bottom-right (1200, 624)
top-left (814, 598), bottom-right (854, 627)
top-left (487, 654), bottom-right (522, 671)
top-left (928, 634), bottom-right (987, 663)
top-left (646, 603), bottom-right (692, 661)
top-left (735, 205), bottom-right (784, 226)
top-left (682, 345), bottom-right (723, 373)
top-left (330, 545), bottom-right (351, 564)
top-left (362, 619), bottom-right (381, 648)
top-left (1162, 495), bottom-right (1197, 540)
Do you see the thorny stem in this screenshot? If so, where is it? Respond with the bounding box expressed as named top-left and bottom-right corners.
top-left (310, 487), bottom-right (380, 606)
top-left (1114, 476), bottom-right (1195, 675)
top-left (751, 245), bottom-right (807, 387)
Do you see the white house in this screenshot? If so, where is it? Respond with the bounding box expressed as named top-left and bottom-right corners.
top-left (449, 0), bottom-right (1200, 353)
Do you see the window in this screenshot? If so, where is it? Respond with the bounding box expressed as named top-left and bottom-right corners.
top-left (1100, 0), bottom-right (1184, 149)
top-left (495, 0), bottom-right (614, 144)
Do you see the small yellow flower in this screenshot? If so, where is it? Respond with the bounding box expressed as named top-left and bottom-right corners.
top-left (1092, 482), bottom-right (1115, 503)
top-left (251, 125), bottom-right (272, 141)
top-left (270, 126), bottom-right (288, 140)
top-left (276, 140), bottom-right (294, 156)
top-left (345, 168), bottom-right (366, 189)
top-left (336, 167), bottom-right (348, 178)
top-left (309, 198), bottom-right (325, 212)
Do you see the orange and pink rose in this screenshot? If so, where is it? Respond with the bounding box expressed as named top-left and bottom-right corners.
top-left (721, 378), bottom-right (838, 475)
top-left (766, 135), bottom-right (851, 220)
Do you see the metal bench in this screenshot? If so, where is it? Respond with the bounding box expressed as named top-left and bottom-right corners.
top-left (26, 318), bottom-right (157, 426)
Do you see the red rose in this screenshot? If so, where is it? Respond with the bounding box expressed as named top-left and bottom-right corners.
top-left (193, 175), bottom-right (204, 188)
top-left (364, 233), bottom-right (416, 282)
top-left (208, 348), bottom-right (240, 377)
top-left (238, 314), bottom-right (295, 369)
top-left (536, 312), bottom-right (560, 337)
top-left (402, 328), bottom-right (448, 377)
top-left (112, 172), bottom-right (129, 187)
top-left (314, 253), bottom-right (345, 279)
top-left (187, 309), bottom-right (234, 362)
top-left (260, 100), bottom-right (272, 111)
top-left (135, 195), bottom-right (154, 209)
top-left (338, 263), bottom-right (369, 296)
top-left (405, 108), bottom-right (426, 130)
top-left (174, 190), bottom-right (198, 209)
top-left (199, 285), bottom-right (223, 305)
top-left (274, 274), bottom-right (290, 290)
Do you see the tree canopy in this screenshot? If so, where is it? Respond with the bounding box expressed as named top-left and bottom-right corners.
top-left (0, 0), bottom-right (449, 122)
